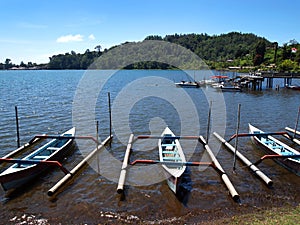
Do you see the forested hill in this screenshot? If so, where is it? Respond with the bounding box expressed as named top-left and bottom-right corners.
top-left (2, 32), bottom-right (299, 71)
top-left (145, 32), bottom-right (271, 61)
top-left (46, 32), bottom-right (276, 70)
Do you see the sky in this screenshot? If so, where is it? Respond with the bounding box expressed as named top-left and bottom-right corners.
top-left (0, 0), bottom-right (299, 64)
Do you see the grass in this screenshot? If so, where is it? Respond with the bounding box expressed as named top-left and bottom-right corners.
top-left (212, 205), bottom-right (300, 225)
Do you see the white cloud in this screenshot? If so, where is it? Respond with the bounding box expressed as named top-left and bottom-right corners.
top-left (88, 34), bottom-right (95, 40)
top-left (56, 34), bottom-right (84, 43)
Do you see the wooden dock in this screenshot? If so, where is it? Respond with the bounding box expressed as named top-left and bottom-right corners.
top-left (236, 72), bottom-right (300, 90)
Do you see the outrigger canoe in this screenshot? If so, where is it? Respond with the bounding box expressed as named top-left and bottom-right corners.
top-left (158, 127), bottom-right (186, 193)
top-left (0, 127), bottom-right (75, 191)
top-left (249, 124), bottom-right (300, 176)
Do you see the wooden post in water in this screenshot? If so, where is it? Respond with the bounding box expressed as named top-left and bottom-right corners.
top-left (293, 106), bottom-right (300, 139)
top-left (199, 136), bottom-right (239, 201)
top-left (96, 121), bottom-right (100, 174)
top-left (117, 134), bottom-right (134, 194)
top-left (15, 106), bottom-right (20, 148)
top-left (214, 132), bottom-right (273, 186)
top-left (233, 104), bottom-right (241, 171)
top-left (206, 101), bottom-right (212, 143)
top-left (108, 92), bottom-right (112, 138)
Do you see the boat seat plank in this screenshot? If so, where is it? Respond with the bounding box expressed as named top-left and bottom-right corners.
top-left (162, 151), bottom-right (177, 154)
top-left (162, 143), bottom-right (176, 146)
top-left (163, 156), bottom-right (182, 161)
top-left (33, 156), bottom-right (48, 160)
top-left (47, 147), bottom-right (60, 151)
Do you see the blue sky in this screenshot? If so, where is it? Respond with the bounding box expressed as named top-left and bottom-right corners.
top-left (1, 0), bottom-right (299, 64)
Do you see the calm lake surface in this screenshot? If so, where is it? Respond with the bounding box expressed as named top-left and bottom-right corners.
top-left (0, 70), bottom-right (300, 224)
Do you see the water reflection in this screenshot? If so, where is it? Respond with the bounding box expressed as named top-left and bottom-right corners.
top-left (176, 167), bottom-right (192, 206)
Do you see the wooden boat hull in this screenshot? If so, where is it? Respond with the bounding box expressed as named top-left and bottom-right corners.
top-left (158, 127), bottom-right (186, 194)
top-left (249, 124), bottom-right (300, 176)
top-left (0, 128), bottom-right (75, 191)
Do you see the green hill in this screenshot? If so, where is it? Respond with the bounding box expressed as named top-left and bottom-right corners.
top-left (1, 32), bottom-right (299, 71)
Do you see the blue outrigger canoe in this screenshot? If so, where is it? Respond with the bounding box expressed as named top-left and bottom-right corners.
top-left (0, 127), bottom-right (75, 191)
top-left (249, 124), bottom-right (300, 176)
top-left (158, 127), bottom-right (186, 194)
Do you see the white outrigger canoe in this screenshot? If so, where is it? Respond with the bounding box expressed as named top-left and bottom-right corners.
top-left (249, 124), bottom-right (300, 176)
top-left (0, 127), bottom-right (75, 191)
top-left (158, 127), bottom-right (186, 193)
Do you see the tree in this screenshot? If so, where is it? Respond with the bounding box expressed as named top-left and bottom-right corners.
top-left (253, 40), bottom-right (266, 66)
top-left (20, 61), bottom-right (26, 68)
top-left (273, 42), bottom-right (278, 64)
top-left (95, 45), bottom-right (102, 52)
top-left (282, 44), bottom-right (290, 60)
top-left (5, 58), bottom-right (12, 69)
top-left (278, 59), bottom-right (297, 72)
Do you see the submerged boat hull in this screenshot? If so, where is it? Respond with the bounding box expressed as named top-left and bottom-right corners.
top-left (0, 128), bottom-right (75, 191)
top-left (249, 124), bottom-right (300, 176)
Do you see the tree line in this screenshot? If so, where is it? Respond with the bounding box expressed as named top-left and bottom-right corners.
top-left (1, 32), bottom-right (299, 71)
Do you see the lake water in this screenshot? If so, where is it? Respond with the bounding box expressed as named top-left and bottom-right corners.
top-left (0, 70), bottom-right (300, 224)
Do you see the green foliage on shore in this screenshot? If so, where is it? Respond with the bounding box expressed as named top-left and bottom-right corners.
top-left (1, 32), bottom-right (299, 71)
top-left (213, 205), bottom-right (300, 225)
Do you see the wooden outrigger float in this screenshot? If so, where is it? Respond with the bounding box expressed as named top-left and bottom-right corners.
top-left (117, 128), bottom-right (240, 202)
top-left (214, 132), bottom-right (273, 186)
top-left (48, 134), bottom-right (113, 196)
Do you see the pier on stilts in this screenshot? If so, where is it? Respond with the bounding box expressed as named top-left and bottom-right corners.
top-left (235, 72), bottom-right (300, 90)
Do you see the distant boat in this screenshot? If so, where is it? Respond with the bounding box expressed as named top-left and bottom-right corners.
top-left (0, 127), bottom-right (75, 191)
top-left (175, 80), bottom-right (200, 88)
top-left (158, 127), bottom-right (186, 194)
top-left (249, 124), bottom-right (300, 176)
top-left (285, 84), bottom-right (300, 90)
top-left (220, 85), bottom-right (242, 92)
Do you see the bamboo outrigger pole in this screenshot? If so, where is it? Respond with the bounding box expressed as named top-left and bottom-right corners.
top-left (214, 132), bottom-right (273, 186)
top-left (0, 158), bottom-right (70, 175)
top-left (131, 159), bottom-right (213, 167)
top-left (282, 131), bottom-right (300, 146)
top-left (47, 135), bottom-right (112, 196)
top-left (199, 136), bottom-right (240, 201)
top-left (253, 154), bottom-right (300, 166)
top-left (285, 127), bottom-right (300, 136)
top-left (0, 134), bottom-right (45, 162)
top-left (117, 134), bottom-right (134, 194)
top-left (137, 135), bottom-right (199, 140)
top-left (227, 132), bottom-right (288, 143)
